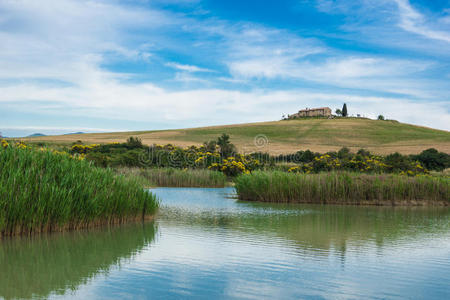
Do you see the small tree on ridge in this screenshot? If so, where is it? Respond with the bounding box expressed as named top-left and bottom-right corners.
top-left (342, 103), bottom-right (348, 117)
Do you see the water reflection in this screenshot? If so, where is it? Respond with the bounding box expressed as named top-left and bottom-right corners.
top-left (0, 222), bottom-right (156, 299)
top-left (158, 187), bottom-right (450, 255)
top-left (1, 188), bottom-right (449, 299)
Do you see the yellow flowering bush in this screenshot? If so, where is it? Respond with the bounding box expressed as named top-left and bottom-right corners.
top-left (209, 157), bottom-right (249, 176)
top-left (288, 165), bottom-right (313, 174)
top-left (287, 152), bottom-right (428, 176)
top-left (310, 154), bottom-right (340, 171)
top-left (344, 155), bottom-right (387, 173)
top-left (208, 154), bottom-right (259, 176)
top-left (0, 140), bottom-right (86, 162)
top-left (15, 141), bottom-right (28, 150)
top-left (71, 144), bottom-right (100, 154)
top-left (195, 151), bottom-right (221, 167)
top-left (1, 139), bottom-right (9, 148)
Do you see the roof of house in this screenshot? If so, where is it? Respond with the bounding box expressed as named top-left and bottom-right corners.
top-left (299, 107), bottom-right (331, 112)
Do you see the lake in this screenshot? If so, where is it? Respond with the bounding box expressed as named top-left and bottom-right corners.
top-left (1, 187), bottom-right (449, 299)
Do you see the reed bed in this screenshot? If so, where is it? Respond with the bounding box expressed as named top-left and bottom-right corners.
top-left (234, 171), bottom-right (449, 205)
top-left (118, 168), bottom-right (228, 187)
top-left (0, 147), bottom-right (159, 236)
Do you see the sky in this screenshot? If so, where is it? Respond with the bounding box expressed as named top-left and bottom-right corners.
top-left (0, 0), bottom-right (449, 137)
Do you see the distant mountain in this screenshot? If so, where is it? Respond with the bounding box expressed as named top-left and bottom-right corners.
top-left (64, 132), bottom-right (84, 135)
top-left (27, 133), bottom-right (46, 137)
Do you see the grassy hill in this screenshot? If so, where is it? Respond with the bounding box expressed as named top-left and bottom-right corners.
top-left (26, 118), bottom-right (450, 155)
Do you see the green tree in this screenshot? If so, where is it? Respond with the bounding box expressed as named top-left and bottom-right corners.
top-left (342, 103), bottom-right (348, 117)
top-left (337, 147), bottom-right (351, 159)
top-left (357, 148), bottom-right (371, 157)
top-left (217, 134), bottom-right (236, 158)
top-left (411, 148), bottom-right (450, 171)
top-left (126, 136), bottom-right (143, 149)
top-left (297, 150), bottom-right (315, 163)
top-left (384, 152), bottom-right (411, 172)
top-left (377, 115), bottom-right (385, 120)
top-left (203, 140), bottom-right (217, 153)
top-left (335, 108), bottom-right (342, 116)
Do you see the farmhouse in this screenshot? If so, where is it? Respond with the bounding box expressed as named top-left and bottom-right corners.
top-left (289, 107), bottom-right (332, 118)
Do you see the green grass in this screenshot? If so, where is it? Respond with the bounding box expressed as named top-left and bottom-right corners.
top-left (234, 171), bottom-right (450, 205)
top-left (118, 168), bottom-right (228, 187)
top-left (177, 118), bottom-right (449, 147)
top-left (27, 118), bottom-right (450, 155)
top-left (0, 147), bottom-right (159, 236)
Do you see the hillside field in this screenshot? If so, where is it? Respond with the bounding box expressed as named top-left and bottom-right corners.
top-left (26, 118), bottom-right (450, 155)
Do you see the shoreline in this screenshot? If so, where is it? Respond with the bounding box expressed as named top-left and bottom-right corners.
top-left (0, 214), bottom-right (156, 238)
top-left (237, 197), bottom-right (449, 206)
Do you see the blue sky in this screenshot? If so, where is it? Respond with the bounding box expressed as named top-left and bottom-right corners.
top-left (0, 0), bottom-right (449, 137)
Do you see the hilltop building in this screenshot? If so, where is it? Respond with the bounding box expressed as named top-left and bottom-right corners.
top-left (288, 107), bottom-right (332, 119)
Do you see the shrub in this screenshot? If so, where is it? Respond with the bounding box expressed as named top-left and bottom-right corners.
top-left (203, 140), bottom-right (218, 153)
top-left (126, 136), bottom-right (144, 149)
top-left (337, 147), bottom-right (351, 159)
top-left (71, 143), bottom-right (100, 154)
top-left (278, 150), bottom-right (317, 164)
top-left (357, 148), bottom-right (371, 156)
top-left (384, 152), bottom-right (412, 172)
top-left (411, 148), bottom-right (450, 171)
top-left (209, 155), bottom-right (255, 176)
top-left (286, 149), bottom-right (427, 176)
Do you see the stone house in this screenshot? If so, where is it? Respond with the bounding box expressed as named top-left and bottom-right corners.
top-left (289, 107), bottom-right (332, 118)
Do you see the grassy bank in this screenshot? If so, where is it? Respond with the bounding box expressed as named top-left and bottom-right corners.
top-left (0, 146), bottom-right (158, 236)
top-left (234, 171), bottom-right (449, 205)
top-left (118, 168), bottom-right (228, 187)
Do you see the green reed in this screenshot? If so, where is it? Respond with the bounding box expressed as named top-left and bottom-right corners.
top-left (119, 168), bottom-right (228, 187)
top-left (0, 147), bottom-right (158, 236)
top-left (234, 171), bottom-right (449, 205)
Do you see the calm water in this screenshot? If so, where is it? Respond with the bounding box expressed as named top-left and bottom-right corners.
top-left (1, 188), bottom-right (450, 299)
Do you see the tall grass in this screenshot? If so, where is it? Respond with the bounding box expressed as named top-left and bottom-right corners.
top-left (0, 147), bottom-right (158, 236)
top-left (234, 171), bottom-right (449, 205)
top-left (117, 168), bottom-right (228, 187)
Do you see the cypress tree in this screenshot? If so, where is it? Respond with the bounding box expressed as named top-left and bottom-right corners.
top-left (342, 103), bottom-right (348, 117)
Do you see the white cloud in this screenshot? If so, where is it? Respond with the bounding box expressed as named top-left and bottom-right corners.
top-left (0, 0), bottom-right (172, 83)
top-left (1, 78), bottom-right (449, 131)
top-left (224, 26), bottom-right (323, 62)
top-left (229, 55), bottom-right (440, 99)
top-left (166, 62), bottom-right (213, 73)
top-left (213, 17), bottom-right (446, 100)
top-left (394, 0), bottom-right (450, 42)
top-left (309, 0), bottom-right (450, 57)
